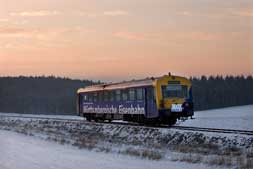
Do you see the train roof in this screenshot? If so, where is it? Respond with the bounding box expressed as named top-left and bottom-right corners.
top-left (77, 75), bottom-right (189, 93)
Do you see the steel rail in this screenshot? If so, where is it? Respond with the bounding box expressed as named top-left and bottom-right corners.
top-left (171, 126), bottom-right (253, 136)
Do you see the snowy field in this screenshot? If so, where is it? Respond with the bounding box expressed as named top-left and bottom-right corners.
top-left (0, 112), bottom-right (83, 120)
top-left (1, 105), bottom-right (252, 131)
top-left (177, 105), bottom-right (253, 131)
top-left (0, 130), bottom-right (212, 169)
top-left (0, 105), bottom-right (253, 169)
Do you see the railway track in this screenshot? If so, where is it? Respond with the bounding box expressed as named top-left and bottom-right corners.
top-left (1, 114), bottom-right (253, 136)
top-left (171, 126), bottom-right (253, 136)
top-left (0, 114), bottom-right (84, 123)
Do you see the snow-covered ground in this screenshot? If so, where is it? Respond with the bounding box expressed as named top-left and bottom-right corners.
top-left (177, 105), bottom-right (253, 131)
top-left (0, 112), bottom-right (83, 120)
top-left (0, 130), bottom-right (212, 169)
top-left (0, 105), bottom-right (253, 169)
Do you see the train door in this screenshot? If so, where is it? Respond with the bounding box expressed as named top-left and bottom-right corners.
top-left (145, 87), bottom-right (158, 118)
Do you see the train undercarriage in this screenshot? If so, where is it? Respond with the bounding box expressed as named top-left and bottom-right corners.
top-left (81, 113), bottom-right (180, 126)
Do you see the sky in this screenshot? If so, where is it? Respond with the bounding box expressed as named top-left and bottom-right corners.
top-left (0, 0), bottom-right (252, 81)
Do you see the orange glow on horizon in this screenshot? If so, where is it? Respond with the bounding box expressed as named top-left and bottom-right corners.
top-left (0, 0), bottom-right (252, 81)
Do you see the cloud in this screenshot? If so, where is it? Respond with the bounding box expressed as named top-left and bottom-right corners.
top-left (0, 18), bottom-right (28, 25)
top-left (0, 27), bottom-right (27, 36)
top-left (0, 26), bottom-right (96, 51)
top-left (176, 11), bottom-right (192, 16)
top-left (0, 27), bottom-right (55, 40)
top-left (10, 10), bottom-right (62, 17)
top-left (186, 32), bottom-right (222, 41)
top-left (113, 31), bottom-right (221, 42)
top-left (157, 31), bottom-right (223, 42)
top-left (63, 27), bottom-right (96, 34)
top-left (13, 20), bottom-right (29, 25)
top-left (76, 10), bottom-right (128, 17)
top-left (0, 28), bottom-right (58, 42)
top-left (113, 31), bottom-right (149, 41)
top-left (76, 11), bottom-right (97, 18)
top-left (0, 26), bottom-right (96, 46)
top-left (0, 18), bottom-right (9, 22)
top-left (103, 10), bottom-right (128, 16)
top-left (232, 10), bottom-right (253, 17)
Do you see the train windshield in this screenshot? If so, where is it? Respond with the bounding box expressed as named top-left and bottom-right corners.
top-left (161, 85), bottom-right (188, 98)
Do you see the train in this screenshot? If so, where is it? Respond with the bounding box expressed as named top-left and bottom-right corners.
top-left (77, 74), bottom-right (194, 125)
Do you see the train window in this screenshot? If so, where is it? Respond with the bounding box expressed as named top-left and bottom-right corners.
top-left (104, 91), bottom-right (109, 102)
top-left (83, 94), bottom-right (88, 101)
top-left (116, 90), bottom-right (121, 101)
top-left (110, 91), bottom-right (115, 102)
top-left (162, 85), bottom-right (188, 98)
top-left (93, 92), bottom-right (98, 102)
top-left (88, 93), bottom-right (93, 102)
top-left (129, 89), bottom-right (136, 101)
top-left (147, 88), bottom-right (154, 100)
top-left (122, 89), bottom-right (128, 101)
top-left (98, 92), bottom-right (103, 102)
top-left (136, 88), bottom-right (143, 100)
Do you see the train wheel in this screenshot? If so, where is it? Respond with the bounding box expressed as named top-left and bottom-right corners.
top-left (85, 114), bottom-right (92, 122)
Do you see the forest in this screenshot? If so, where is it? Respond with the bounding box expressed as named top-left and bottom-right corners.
top-left (0, 76), bottom-right (95, 114)
top-left (0, 75), bottom-right (252, 115)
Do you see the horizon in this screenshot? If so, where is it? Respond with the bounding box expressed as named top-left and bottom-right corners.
top-left (1, 0), bottom-right (252, 81)
top-left (0, 73), bottom-right (252, 83)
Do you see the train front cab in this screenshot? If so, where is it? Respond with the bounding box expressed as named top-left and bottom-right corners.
top-left (155, 76), bottom-right (194, 123)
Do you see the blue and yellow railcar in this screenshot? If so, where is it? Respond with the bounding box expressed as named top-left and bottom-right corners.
top-left (77, 74), bottom-right (194, 125)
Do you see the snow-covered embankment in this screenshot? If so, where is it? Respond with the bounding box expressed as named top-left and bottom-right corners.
top-left (0, 115), bottom-right (252, 168)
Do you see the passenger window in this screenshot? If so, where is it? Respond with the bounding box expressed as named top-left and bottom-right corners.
top-left (98, 92), bottom-right (103, 102)
top-left (122, 90), bottom-right (128, 101)
top-left (110, 91), bottom-right (115, 102)
top-left (116, 90), bottom-right (121, 101)
top-left (136, 88), bottom-right (143, 100)
top-left (129, 89), bottom-right (136, 101)
top-left (93, 92), bottom-right (97, 102)
top-left (83, 94), bottom-right (88, 101)
top-left (88, 93), bottom-right (93, 102)
top-left (104, 91), bottom-right (109, 102)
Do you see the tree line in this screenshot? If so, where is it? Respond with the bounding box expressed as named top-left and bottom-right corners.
top-left (191, 75), bottom-right (253, 110)
top-left (0, 75), bottom-right (252, 115)
top-left (0, 76), bottom-right (96, 115)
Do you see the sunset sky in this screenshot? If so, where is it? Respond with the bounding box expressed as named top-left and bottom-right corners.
top-left (0, 0), bottom-right (252, 81)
